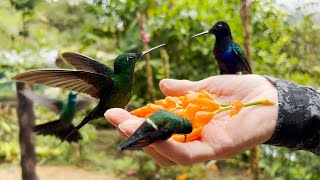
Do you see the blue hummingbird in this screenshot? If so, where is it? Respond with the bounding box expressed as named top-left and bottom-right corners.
top-left (22, 90), bottom-right (93, 142)
top-left (192, 21), bottom-right (252, 74)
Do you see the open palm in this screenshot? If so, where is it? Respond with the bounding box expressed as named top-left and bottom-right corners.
top-left (105, 75), bottom-right (278, 167)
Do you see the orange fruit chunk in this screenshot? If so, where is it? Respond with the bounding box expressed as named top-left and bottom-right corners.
top-left (147, 103), bottom-right (164, 111)
top-left (194, 111), bottom-right (215, 126)
top-left (229, 100), bottom-right (244, 117)
top-left (171, 126), bottom-right (203, 142)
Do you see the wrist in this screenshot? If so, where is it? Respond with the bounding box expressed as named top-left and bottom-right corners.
top-left (263, 76), bottom-right (320, 154)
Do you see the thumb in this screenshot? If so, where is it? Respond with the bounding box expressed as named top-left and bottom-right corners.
top-left (159, 77), bottom-right (214, 96)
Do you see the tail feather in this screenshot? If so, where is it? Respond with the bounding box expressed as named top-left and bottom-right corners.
top-left (34, 120), bottom-right (81, 142)
top-left (60, 114), bottom-right (94, 144)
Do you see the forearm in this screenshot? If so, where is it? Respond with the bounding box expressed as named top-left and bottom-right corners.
top-left (263, 76), bottom-right (320, 155)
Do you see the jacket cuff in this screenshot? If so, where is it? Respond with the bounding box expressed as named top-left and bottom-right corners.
top-left (263, 76), bottom-right (320, 155)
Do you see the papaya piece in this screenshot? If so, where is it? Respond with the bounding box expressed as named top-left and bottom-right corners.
top-left (194, 111), bottom-right (215, 126)
top-left (200, 89), bottom-right (214, 99)
top-left (131, 106), bottom-right (153, 118)
top-left (147, 103), bottom-right (164, 112)
top-left (171, 126), bottom-right (203, 142)
top-left (229, 100), bottom-right (244, 117)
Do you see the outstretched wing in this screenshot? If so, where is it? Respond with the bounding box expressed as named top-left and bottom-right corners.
top-left (62, 52), bottom-right (114, 77)
top-left (232, 43), bottom-right (252, 74)
top-left (21, 90), bottom-right (64, 113)
top-left (13, 70), bottom-right (114, 99)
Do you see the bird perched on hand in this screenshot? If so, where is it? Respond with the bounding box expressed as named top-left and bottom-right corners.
top-left (22, 91), bottom-right (93, 142)
top-left (191, 21), bottom-right (252, 74)
top-left (13, 44), bottom-right (166, 143)
top-left (119, 109), bottom-right (192, 151)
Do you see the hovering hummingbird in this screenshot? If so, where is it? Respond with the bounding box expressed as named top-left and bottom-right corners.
top-left (191, 21), bottom-right (252, 74)
top-left (22, 91), bottom-right (93, 142)
top-left (13, 44), bottom-right (166, 143)
top-left (119, 109), bottom-right (192, 150)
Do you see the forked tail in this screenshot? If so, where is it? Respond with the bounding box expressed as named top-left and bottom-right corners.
top-left (59, 113), bottom-right (96, 145)
top-left (34, 120), bottom-right (81, 143)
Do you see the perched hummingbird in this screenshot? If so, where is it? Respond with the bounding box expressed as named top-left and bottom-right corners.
top-left (119, 110), bottom-right (192, 150)
top-left (13, 44), bottom-right (166, 143)
top-left (191, 21), bottom-right (252, 74)
top-left (21, 90), bottom-right (93, 142)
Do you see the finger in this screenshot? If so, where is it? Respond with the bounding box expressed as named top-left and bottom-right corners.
top-left (159, 77), bottom-right (215, 96)
top-left (143, 146), bottom-right (176, 167)
top-left (149, 140), bottom-right (214, 166)
top-left (104, 108), bottom-right (137, 126)
top-left (117, 119), bottom-right (144, 136)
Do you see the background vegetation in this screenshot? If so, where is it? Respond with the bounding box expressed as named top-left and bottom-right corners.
top-left (0, 0), bottom-right (319, 179)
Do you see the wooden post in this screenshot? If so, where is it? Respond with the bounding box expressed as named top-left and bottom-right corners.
top-left (241, 0), bottom-right (252, 64)
top-left (241, 1), bottom-right (259, 180)
top-left (137, 11), bottom-right (156, 101)
top-left (16, 82), bottom-right (38, 180)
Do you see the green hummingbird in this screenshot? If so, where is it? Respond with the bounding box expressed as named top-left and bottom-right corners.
top-left (21, 90), bottom-right (93, 142)
top-left (12, 44), bottom-right (166, 143)
top-left (119, 109), bottom-right (193, 150)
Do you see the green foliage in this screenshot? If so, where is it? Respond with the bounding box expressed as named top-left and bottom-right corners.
top-left (10, 0), bottom-right (38, 11)
top-left (0, 0), bottom-right (319, 179)
top-left (260, 145), bottom-right (320, 179)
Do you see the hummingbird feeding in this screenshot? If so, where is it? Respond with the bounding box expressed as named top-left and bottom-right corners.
top-left (13, 44), bottom-right (166, 144)
top-left (119, 109), bottom-right (193, 151)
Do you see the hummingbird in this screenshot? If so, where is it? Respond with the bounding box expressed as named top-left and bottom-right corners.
top-left (21, 90), bottom-right (93, 142)
top-left (0, 72), bottom-right (4, 79)
top-left (191, 21), bottom-right (252, 74)
top-left (13, 44), bottom-right (166, 143)
top-left (119, 109), bottom-right (192, 151)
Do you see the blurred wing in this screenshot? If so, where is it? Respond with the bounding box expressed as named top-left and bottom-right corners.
top-left (232, 43), bottom-right (252, 74)
top-left (13, 70), bottom-right (114, 99)
top-left (21, 90), bottom-right (64, 113)
top-left (62, 52), bottom-right (114, 77)
top-left (76, 96), bottom-right (96, 110)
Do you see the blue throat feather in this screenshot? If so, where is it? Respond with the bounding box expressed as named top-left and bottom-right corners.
top-left (70, 97), bottom-right (77, 103)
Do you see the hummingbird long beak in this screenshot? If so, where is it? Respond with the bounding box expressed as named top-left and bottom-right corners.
top-left (140, 44), bottom-right (166, 57)
top-left (191, 30), bottom-right (210, 39)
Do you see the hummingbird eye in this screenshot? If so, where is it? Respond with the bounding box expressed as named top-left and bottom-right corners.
top-left (127, 56), bottom-right (134, 62)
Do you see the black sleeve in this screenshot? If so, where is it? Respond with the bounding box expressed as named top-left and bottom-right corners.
top-left (263, 76), bottom-right (320, 155)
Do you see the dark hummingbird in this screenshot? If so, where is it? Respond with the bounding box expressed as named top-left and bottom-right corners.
top-left (119, 109), bottom-right (193, 151)
top-left (13, 44), bottom-right (166, 143)
top-left (21, 90), bottom-right (93, 142)
top-left (191, 21), bottom-right (252, 74)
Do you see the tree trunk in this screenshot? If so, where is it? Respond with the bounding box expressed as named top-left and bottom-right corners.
top-left (137, 12), bottom-right (155, 102)
top-left (16, 82), bottom-right (38, 180)
top-left (161, 48), bottom-right (170, 78)
top-left (249, 146), bottom-right (260, 180)
top-left (241, 1), bottom-right (259, 180)
top-left (241, 0), bottom-right (252, 64)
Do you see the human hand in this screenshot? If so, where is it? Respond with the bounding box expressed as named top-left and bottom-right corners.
top-left (104, 75), bottom-right (278, 167)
